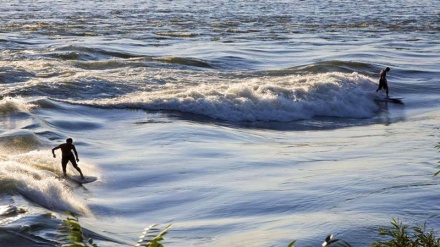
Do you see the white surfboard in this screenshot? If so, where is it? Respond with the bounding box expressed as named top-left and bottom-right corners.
top-left (69, 175), bottom-right (97, 184)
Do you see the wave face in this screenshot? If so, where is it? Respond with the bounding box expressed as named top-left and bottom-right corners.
top-left (0, 57), bottom-right (387, 122)
top-left (74, 72), bottom-right (379, 121)
top-left (0, 150), bottom-right (93, 215)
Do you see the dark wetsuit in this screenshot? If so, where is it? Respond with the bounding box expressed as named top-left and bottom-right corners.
top-left (376, 68), bottom-right (389, 97)
top-left (378, 71), bottom-right (388, 91)
top-left (62, 152), bottom-right (78, 170)
top-left (53, 142), bottom-right (83, 177)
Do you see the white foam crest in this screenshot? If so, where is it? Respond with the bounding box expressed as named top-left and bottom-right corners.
top-left (78, 72), bottom-right (379, 122)
top-left (10, 150), bottom-right (100, 175)
top-left (0, 97), bottom-right (36, 114)
top-left (0, 204), bottom-right (26, 216)
top-left (0, 150), bottom-right (99, 216)
top-left (0, 204), bottom-right (27, 226)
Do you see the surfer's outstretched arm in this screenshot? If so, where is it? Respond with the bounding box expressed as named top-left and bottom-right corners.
top-left (52, 145), bottom-right (60, 158)
top-left (72, 145), bottom-right (79, 162)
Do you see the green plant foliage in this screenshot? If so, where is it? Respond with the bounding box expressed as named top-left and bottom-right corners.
top-left (372, 219), bottom-right (413, 247)
top-left (59, 212), bottom-right (171, 247)
top-left (135, 224), bottom-right (172, 247)
top-left (371, 218), bottom-right (440, 247)
top-left (287, 240), bottom-right (296, 247)
top-left (58, 212), bottom-right (89, 247)
top-left (57, 214), bottom-right (440, 247)
top-left (413, 223), bottom-right (440, 247)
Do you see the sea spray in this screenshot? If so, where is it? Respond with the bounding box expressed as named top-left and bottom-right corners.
top-left (0, 97), bottom-right (36, 114)
top-left (0, 150), bottom-right (100, 216)
top-left (71, 72), bottom-right (379, 121)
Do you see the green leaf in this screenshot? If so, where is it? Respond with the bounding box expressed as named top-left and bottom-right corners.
top-left (144, 224), bottom-right (172, 247)
top-left (287, 240), bottom-right (296, 247)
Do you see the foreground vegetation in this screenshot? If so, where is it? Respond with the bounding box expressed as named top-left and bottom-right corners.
top-left (372, 219), bottom-right (440, 247)
top-left (60, 212), bottom-right (171, 247)
top-left (60, 214), bottom-right (440, 247)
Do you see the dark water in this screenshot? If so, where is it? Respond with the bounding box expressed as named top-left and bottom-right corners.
top-left (1, 0), bottom-right (440, 246)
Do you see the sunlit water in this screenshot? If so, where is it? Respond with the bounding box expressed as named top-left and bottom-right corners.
top-left (1, 0), bottom-right (440, 246)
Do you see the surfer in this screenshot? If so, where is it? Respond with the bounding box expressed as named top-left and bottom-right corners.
top-left (52, 138), bottom-right (84, 179)
top-left (376, 67), bottom-right (390, 98)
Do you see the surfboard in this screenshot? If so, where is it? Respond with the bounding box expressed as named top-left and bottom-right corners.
top-left (386, 97), bottom-right (403, 103)
top-left (375, 97), bottom-right (404, 104)
top-left (68, 175), bottom-right (97, 184)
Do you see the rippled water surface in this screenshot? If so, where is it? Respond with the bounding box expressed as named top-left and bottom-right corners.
top-left (1, 0), bottom-right (440, 246)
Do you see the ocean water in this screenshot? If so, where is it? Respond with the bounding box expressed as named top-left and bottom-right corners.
top-left (1, 0), bottom-right (440, 246)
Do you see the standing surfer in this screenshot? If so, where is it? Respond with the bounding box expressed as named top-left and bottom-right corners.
top-left (376, 67), bottom-right (390, 98)
top-left (52, 138), bottom-right (85, 179)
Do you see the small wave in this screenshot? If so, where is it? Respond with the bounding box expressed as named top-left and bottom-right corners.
top-left (285, 61), bottom-right (378, 75)
top-left (0, 205), bottom-right (27, 230)
top-left (0, 205), bottom-right (26, 217)
top-left (0, 160), bottom-right (90, 215)
top-left (0, 212), bottom-right (61, 246)
top-left (0, 130), bottom-right (43, 153)
top-left (32, 98), bottom-right (63, 110)
top-left (47, 45), bottom-right (214, 69)
top-left (73, 60), bottom-right (129, 70)
top-left (0, 205), bottom-right (27, 227)
top-left (73, 72), bottom-right (379, 122)
top-left (0, 150), bottom-right (99, 215)
top-left (155, 31), bottom-right (198, 38)
top-left (73, 56), bottom-right (214, 70)
top-left (48, 120), bottom-right (103, 131)
top-left (152, 56), bottom-right (213, 69)
top-left (50, 45), bottom-right (140, 61)
top-left (0, 97), bottom-right (35, 114)
top-left (0, 66), bottom-right (36, 84)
